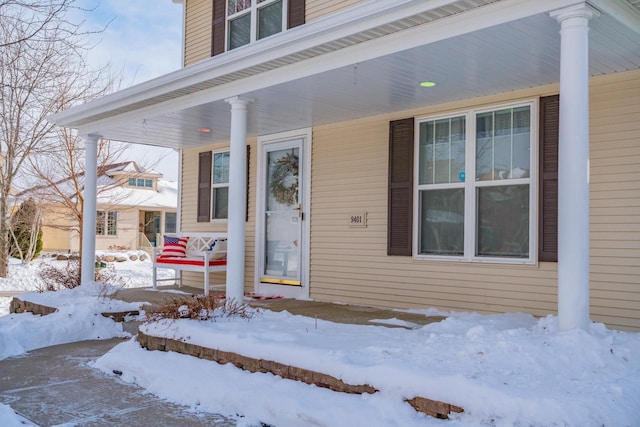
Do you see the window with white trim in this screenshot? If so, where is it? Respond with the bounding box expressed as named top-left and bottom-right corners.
top-left (165, 212), bottom-right (177, 233)
top-left (96, 211), bottom-right (118, 236)
top-left (212, 151), bottom-right (230, 220)
top-left (416, 102), bottom-right (535, 262)
top-left (128, 178), bottom-right (153, 188)
top-left (227, 0), bottom-right (285, 50)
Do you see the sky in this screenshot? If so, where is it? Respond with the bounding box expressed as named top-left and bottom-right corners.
top-left (73, 0), bottom-right (184, 181)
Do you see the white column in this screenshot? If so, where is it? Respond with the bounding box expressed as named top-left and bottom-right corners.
top-left (225, 96), bottom-right (253, 303)
top-left (550, 4), bottom-right (597, 331)
top-left (81, 134), bottom-right (101, 285)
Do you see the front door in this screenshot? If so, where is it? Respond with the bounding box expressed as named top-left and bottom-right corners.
top-left (256, 131), bottom-right (309, 298)
top-left (143, 211), bottom-right (161, 246)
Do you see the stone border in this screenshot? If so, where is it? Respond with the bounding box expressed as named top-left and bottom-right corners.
top-left (9, 298), bottom-right (139, 322)
top-left (10, 298), bottom-right (56, 316)
top-left (138, 330), bottom-right (463, 419)
top-left (10, 297), bottom-right (464, 419)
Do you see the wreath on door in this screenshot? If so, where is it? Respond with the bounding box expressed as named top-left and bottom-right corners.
top-left (270, 151), bottom-right (299, 206)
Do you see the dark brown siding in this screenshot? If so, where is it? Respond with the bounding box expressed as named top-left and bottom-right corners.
top-left (197, 151), bottom-right (212, 222)
top-left (288, 0), bottom-right (305, 29)
top-left (211, 0), bottom-right (226, 57)
top-left (539, 95), bottom-right (559, 262)
top-left (387, 118), bottom-right (414, 256)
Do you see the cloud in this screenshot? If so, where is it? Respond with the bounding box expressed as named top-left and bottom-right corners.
top-left (76, 0), bottom-right (182, 85)
top-left (68, 1), bottom-right (183, 180)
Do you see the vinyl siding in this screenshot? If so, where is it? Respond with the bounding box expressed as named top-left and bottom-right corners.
top-left (179, 141), bottom-right (257, 291)
top-left (309, 104), bottom-right (558, 320)
top-left (41, 205), bottom-right (157, 252)
top-left (175, 70), bottom-right (640, 331)
top-left (588, 70), bottom-right (640, 331)
top-left (305, 0), bottom-right (365, 22)
top-left (184, 0), bottom-right (213, 66)
top-left (308, 70), bottom-right (640, 331)
top-left (95, 209), bottom-right (138, 251)
top-left (41, 205), bottom-right (75, 252)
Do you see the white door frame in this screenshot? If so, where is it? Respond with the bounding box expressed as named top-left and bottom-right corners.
top-left (255, 128), bottom-right (312, 299)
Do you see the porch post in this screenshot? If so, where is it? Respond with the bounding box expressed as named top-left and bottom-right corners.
top-left (80, 134), bottom-right (101, 285)
top-left (225, 96), bottom-right (253, 303)
top-left (550, 3), bottom-right (597, 331)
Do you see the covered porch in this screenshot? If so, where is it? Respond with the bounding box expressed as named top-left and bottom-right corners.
top-left (50, 0), bottom-right (640, 331)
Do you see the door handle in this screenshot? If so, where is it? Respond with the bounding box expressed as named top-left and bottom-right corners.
top-left (296, 204), bottom-right (303, 219)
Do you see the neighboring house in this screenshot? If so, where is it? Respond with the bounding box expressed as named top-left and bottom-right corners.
top-left (51, 1), bottom-right (640, 331)
top-left (20, 162), bottom-right (177, 252)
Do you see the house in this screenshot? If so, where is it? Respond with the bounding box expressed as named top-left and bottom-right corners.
top-left (50, 0), bottom-right (640, 331)
top-left (20, 162), bottom-right (177, 253)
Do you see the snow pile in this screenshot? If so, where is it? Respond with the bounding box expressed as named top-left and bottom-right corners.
top-left (0, 282), bottom-right (136, 361)
top-left (0, 404), bottom-right (35, 426)
top-left (0, 258), bottom-right (47, 293)
top-left (93, 311), bottom-right (640, 427)
top-left (1, 254), bottom-right (639, 425)
top-left (0, 252), bottom-right (176, 316)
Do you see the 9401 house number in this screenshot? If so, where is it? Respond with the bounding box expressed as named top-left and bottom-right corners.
top-left (349, 212), bottom-right (367, 228)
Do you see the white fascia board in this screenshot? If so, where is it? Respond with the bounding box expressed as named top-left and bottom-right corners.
top-left (65, 0), bottom-right (579, 131)
top-left (588, 0), bottom-right (640, 34)
top-left (52, 0), bottom-right (451, 126)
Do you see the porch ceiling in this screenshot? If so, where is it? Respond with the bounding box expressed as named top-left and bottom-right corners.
top-left (55, 1), bottom-right (640, 150)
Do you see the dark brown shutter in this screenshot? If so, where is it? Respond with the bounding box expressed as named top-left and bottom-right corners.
top-left (287, 0), bottom-right (305, 29)
top-left (211, 0), bottom-right (226, 57)
top-left (197, 151), bottom-right (212, 222)
top-left (539, 95), bottom-right (559, 262)
top-left (387, 118), bottom-right (414, 256)
top-left (246, 144), bottom-right (250, 222)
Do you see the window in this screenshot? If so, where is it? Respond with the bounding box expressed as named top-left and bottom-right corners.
top-left (96, 211), bottom-right (118, 236)
top-left (165, 212), bottom-right (177, 233)
top-left (129, 178), bottom-right (154, 188)
top-left (416, 102), bottom-right (535, 262)
top-left (212, 151), bottom-right (230, 219)
top-left (227, 0), bottom-right (284, 50)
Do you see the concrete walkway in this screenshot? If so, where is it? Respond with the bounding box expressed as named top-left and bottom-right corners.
top-left (0, 339), bottom-right (236, 426)
top-left (3, 286), bottom-right (446, 425)
top-left (110, 285), bottom-right (445, 328)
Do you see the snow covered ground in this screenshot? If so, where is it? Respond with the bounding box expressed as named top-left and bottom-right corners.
top-left (0, 254), bottom-right (639, 426)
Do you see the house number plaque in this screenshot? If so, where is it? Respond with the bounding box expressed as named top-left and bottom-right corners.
top-left (349, 212), bottom-right (367, 228)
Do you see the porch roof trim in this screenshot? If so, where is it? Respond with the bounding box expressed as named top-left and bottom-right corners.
top-left (50, 0), bottom-right (586, 131)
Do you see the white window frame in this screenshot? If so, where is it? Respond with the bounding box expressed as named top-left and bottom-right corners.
top-left (211, 149), bottom-right (230, 221)
top-left (129, 178), bottom-right (154, 188)
top-left (165, 212), bottom-right (177, 233)
top-left (413, 100), bottom-right (538, 265)
top-left (226, 0), bottom-right (287, 50)
top-left (96, 210), bottom-right (118, 236)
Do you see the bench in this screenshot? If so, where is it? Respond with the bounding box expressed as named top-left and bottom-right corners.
top-left (152, 233), bottom-right (227, 296)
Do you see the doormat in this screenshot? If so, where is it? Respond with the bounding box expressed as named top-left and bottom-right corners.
top-left (244, 292), bottom-right (284, 301)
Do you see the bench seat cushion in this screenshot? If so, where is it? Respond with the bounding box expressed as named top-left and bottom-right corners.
top-left (156, 257), bottom-right (227, 267)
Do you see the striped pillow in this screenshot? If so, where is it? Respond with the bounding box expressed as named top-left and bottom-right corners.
top-left (159, 236), bottom-right (189, 258)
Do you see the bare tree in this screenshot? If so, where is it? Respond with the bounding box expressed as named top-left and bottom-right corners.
top-left (0, 1), bottom-right (104, 48)
top-left (0, 5), bottom-right (108, 277)
top-left (25, 130), bottom-right (130, 257)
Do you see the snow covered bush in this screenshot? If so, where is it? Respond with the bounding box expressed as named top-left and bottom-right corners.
top-left (37, 260), bottom-right (128, 292)
top-left (146, 295), bottom-right (256, 321)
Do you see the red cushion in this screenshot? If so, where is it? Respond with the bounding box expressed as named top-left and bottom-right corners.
top-left (159, 236), bottom-right (189, 258)
top-left (156, 257), bottom-right (227, 267)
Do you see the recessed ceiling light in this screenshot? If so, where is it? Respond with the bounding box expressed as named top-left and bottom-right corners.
top-left (419, 81), bottom-right (436, 88)
top-left (198, 127), bottom-right (211, 133)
